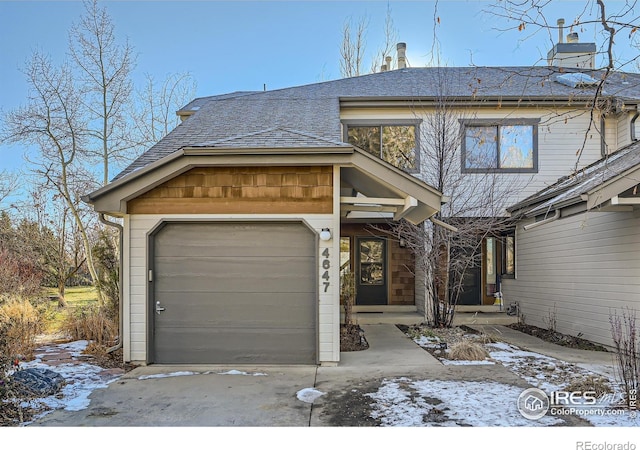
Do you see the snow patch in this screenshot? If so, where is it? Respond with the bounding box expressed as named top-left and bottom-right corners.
top-left (138, 371), bottom-right (198, 380)
top-left (367, 378), bottom-right (563, 427)
top-left (217, 370), bottom-right (267, 376)
top-left (297, 388), bottom-right (325, 404)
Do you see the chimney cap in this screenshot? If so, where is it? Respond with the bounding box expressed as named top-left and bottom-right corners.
top-left (557, 18), bottom-right (565, 25)
top-left (567, 32), bottom-right (579, 43)
top-left (397, 42), bottom-right (406, 50)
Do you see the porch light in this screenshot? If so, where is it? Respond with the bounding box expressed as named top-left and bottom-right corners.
top-left (319, 228), bottom-right (332, 241)
top-left (399, 238), bottom-right (407, 248)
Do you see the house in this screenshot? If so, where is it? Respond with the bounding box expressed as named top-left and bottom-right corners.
top-left (85, 32), bottom-right (640, 365)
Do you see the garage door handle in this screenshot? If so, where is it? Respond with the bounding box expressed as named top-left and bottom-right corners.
top-left (156, 301), bottom-right (166, 315)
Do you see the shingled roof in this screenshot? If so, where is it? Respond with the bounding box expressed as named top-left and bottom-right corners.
top-left (507, 139), bottom-right (640, 217)
top-left (115, 66), bottom-right (640, 181)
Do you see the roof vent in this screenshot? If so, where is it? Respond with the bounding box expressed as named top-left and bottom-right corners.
top-left (557, 18), bottom-right (565, 43)
top-left (397, 42), bottom-right (407, 69)
top-left (555, 72), bottom-right (599, 88)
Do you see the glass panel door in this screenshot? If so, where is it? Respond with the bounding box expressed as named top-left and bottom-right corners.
top-left (356, 237), bottom-right (387, 305)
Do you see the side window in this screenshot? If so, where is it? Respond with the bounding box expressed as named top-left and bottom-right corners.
top-left (344, 121), bottom-right (420, 172)
top-left (461, 119), bottom-right (539, 173)
top-left (501, 234), bottom-right (516, 279)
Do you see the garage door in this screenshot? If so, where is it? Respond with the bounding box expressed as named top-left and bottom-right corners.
top-left (151, 222), bottom-right (317, 364)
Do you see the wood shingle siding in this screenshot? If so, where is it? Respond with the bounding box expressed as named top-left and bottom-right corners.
top-left (127, 166), bottom-right (333, 214)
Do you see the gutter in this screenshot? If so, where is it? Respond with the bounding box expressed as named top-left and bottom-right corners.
top-left (522, 209), bottom-right (560, 231)
top-left (98, 213), bottom-right (124, 354)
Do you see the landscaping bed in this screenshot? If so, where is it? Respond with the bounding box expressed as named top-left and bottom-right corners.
top-left (340, 324), bottom-right (369, 351)
top-left (507, 323), bottom-right (609, 352)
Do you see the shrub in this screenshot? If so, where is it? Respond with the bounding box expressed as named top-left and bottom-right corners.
top-left (565, 375), bottom-right (613, 397)
top-left (62, 305), bottom-right (117, 345)
top-left (0, 248), bottom-right (43, 299)
top-left (92, 230), bottom-right (120, 321)
top-left (0, 296), bottom-right (42, 361)
top-left (609, 308), bottom-right (639, 408)
top-left (448, 340), bottom-right (489, 361)
top-left (0, 321), bottom-right (31, 425)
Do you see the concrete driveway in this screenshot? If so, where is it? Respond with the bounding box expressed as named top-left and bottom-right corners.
top-left (30, 324), bottom-right (533, 427)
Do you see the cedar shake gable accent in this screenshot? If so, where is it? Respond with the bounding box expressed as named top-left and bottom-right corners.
top-left (127, 166), bottom-right (333, 215)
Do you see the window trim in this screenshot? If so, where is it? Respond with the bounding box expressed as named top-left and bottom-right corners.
top-left (460, 118), bottom-right (540, 174)
top-left (342, 119), bottom-right (421, 173)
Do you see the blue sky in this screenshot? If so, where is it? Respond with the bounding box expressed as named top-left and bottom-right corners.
top-left (1, 0), bottom-right (638, 176)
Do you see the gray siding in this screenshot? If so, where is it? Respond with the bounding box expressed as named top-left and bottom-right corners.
top-left (502, 211), bottom-right (640, 348)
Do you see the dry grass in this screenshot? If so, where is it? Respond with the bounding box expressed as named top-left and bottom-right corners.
top-left (448, 340), bottom-right (489, 361)
top-left (0, 296), bottom-right (42, 360)
top-left (565, 375), bottom-right (613, 397)
top-left (62, 305), bottom-right (117, 346)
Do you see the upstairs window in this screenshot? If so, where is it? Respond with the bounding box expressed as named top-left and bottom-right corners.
top-left (461, 119), bottom-right (539, 173)
top-left (344, 121), bottom-right (420, 172)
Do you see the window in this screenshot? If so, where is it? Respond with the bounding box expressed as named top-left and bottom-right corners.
top-left (343, 121), bottom-right (420, 172)
top-left (501, 234), bottom-right (515, 279)
top-left (461, 119), bottom-right (539, 173)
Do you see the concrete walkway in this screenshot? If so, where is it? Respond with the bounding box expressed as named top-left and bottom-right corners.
top-left (469, 324), bottom-right (618, 379)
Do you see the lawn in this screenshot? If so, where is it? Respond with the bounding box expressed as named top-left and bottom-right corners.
top-left (42, 286), bottom-right (99, 334)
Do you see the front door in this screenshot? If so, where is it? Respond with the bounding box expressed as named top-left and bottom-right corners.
top-left (356, 237), bottom-right (387, 305)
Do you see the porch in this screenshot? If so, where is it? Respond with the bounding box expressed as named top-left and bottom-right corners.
top-left (342, 305), bottom-right (518, 326)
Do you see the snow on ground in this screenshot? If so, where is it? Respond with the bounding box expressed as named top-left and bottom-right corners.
top-left (297, 388), bottom-right (325, 403)
top-left (399, 334), bottom-right (640, 427)
top-left (137, 369), bottom-right (268, 380)
top-left (137, 371), bottom-right (199, 380)
top-left (16, 335), bottom-right (640, 427)
top-left (367, 377), bottom-right (563, 427)
top-left (20, 340), bottom-right (122, 421)
top-left (18, 340), bottom-right (271, 424)
top-left (216, 369), bottom-right (267, 376)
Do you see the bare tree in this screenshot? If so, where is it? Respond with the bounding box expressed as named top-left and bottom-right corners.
top-left (386, 72), bottom-right (526, 327)
top-left (133, 72), bottom-right (197, 148)
top-left (370, 5), bottom-right (399, 73)
top-left (486, 0), bottom-right (640, 169)
top-left (1, 52), bottom-right (105, 305)
top-left (0, 212), bottom-right (46, 300)
top-left (69, 0), bottom-right (135, 186)
top-left (25, 187), bottom-right (89, 307)
top-left (0, 171), bottom-right (18, 210)
top-left (486, 0), bottom-right (640, 71)
top-left (340, 7), bottom-right (401, 77)
top-left (340, 16), bottom-right (368, 78)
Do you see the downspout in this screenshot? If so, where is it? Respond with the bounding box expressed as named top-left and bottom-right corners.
top-left (522, 209), bottom-right (560, 231)
top-left (98, 213), bottom-right (124, 354)
top-left (600, 115), bottom-right (607, 157)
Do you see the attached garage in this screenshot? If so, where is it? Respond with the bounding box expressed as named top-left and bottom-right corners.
top-left (84, 145), bottom-right (443, 365)
top-left (150, 221), bottom-right (317, 364)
